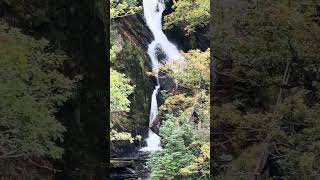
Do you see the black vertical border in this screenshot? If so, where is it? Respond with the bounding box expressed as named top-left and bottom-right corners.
top-left (0, 0), bottom-right (110, 179)
top-left (105, 0), bottom-right (111, 178)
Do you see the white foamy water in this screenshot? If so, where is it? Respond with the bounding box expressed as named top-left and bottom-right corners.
top-left (140, 0), bottom-right (182, 152)
top-left (139, 84), bottom-right (161, 152)
top-left (143, 0), bottom-right (182, 61)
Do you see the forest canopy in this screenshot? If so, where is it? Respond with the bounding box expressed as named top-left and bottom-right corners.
top-left (0, 21), bottom-right (75, 176)
top-left (164, 0), bottom-right (210, 34)
top-left (212, 1), bottom-right (320, 179)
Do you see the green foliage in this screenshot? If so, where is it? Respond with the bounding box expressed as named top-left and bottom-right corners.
top-left (213, 0), bottom-right (320, 88)
top-left (148, 113), bottom-right (194, 180)
top-left (110, 129), bottom-right (141, 143)
top-left (149, 49), bottom-right (210, 179)
top-left (164, 0), bottom-right (210, 34)
top-left (110, 69), bottom-right (134, 112)
top-left (0, 21), bottom-right (75, 173)
top-left (180, 143), bottom-right (210, 178)
top-left (213, 1), bottom-right (320, 178)
top-left (110, 69), bottom-right (138, 142)
top-left (110, 27), bottom-right (123, 64)
top-left (148, 112), bottom-right (210, 179)
top-left (110, 0), bottom-right (152, 143)
top-left (165, 49), bottom-right (210, 91)
top-left (110, 0), bottom-right (141, 19)
top-left (275, 96), bottom-right (320, 179)
top-left (159, 94), bottom-right (194, 112)
top-left (109, 31), bottom-right (151, 140)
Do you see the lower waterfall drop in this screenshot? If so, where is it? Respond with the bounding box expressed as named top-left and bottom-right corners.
top-left (140, 0), bottom-right (182, 153)
top-left (140, 41), bottom-right (162, 152)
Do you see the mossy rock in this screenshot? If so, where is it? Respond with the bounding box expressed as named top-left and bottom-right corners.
top-left (113, 39), bottom-right (154, 129)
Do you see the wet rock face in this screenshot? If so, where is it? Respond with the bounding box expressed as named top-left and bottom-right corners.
top-left (113, 13), bottom-right (157, 128)
top-left (110, 141), bottom-right (138, 158)
top-left (114, 40), bottom-right (154, 127)
top-left (110, 151), bottom-right (151, 180)
top-left (113, 10), bottom-right (179, 106)
top-left (114, 13), bottom-right (153, 52)
top-left (155, 43), bottom-right (168, 64)
top-left (110, 127), bottom-right (149, 158)
top-left (159, 71), bottom-right (176, 93)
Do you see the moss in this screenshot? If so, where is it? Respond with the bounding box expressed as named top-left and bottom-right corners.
top-left (114, 39), bottom-right (153, 128)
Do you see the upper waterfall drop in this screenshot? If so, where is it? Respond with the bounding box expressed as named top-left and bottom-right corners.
top-left (142, 0), bottom-right (183, 61)
top-left (140, 0), bottom-right (183, 152)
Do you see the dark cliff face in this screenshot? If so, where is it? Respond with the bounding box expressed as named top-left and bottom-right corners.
top-left (0, 0), bottom-right (107, 179)
top-left (112, 11), bottom-right (185, 130)
top-left (162, 0), bottom-right (210, 52)
top-left (115, 13), bottom-right (153, 51)
top-left (113, 13), bottom-right (154, 128)
top-left (111, 14), bottom-right (154, 158)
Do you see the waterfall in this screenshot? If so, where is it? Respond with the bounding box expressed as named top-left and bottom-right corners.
top-left (140, 0), bottom-right (182, 152)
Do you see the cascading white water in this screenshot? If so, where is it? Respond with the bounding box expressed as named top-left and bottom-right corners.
top-left (143, 0), bottom-right (182, 61)
top-left (140, 0), bottom-right (182, 152)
